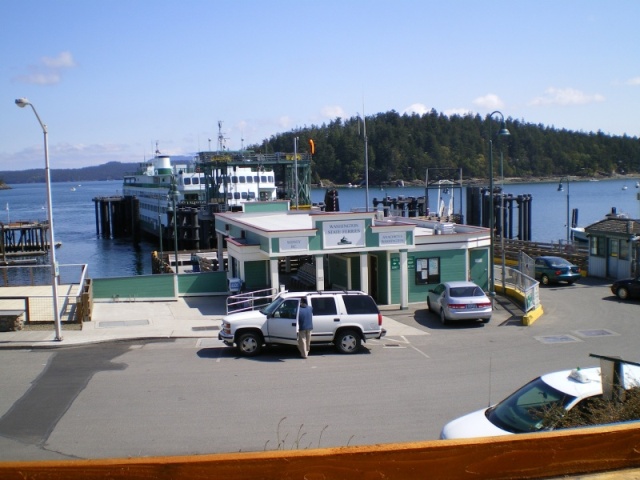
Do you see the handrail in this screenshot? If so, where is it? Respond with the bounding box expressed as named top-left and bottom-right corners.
top-left (226, 287), bottom-right (278, 314)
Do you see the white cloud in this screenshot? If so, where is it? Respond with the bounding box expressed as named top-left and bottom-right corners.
top-left (42, 51), bottom-right (76, 69)
top-left (626, 77), bottom-right (640, 86)
top-left (472, 94), bottom-right (505, 110)
top-left (320, 105), bottom-right (346, 119)
top-left (277, 116), bottom-right (293, 129)
top-left (403, 103), bottom-right (430, 115)
top-left (15, 71), bottom-right (61, 85)
top-left (528, 87), bottom-right (605, 106)
top-left (443, 108), bottom-right (473, 117)
top-left (14, 51), bottom-right (77, 85)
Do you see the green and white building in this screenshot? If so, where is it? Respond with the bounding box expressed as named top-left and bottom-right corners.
top-left (214, 201), bottom-right (491, 308)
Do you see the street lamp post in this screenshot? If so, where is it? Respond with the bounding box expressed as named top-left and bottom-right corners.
top-left (15, 98), bottom-right (62, 341)
top-left (500, 151), bottom-right (506, 293)
top-left (168, 181), bottom-right (179, 274)
top-left (293, 137), bottom-right (299, 209)
top-left (488, 111), bottom-right (510, 298)
top-left (363, 109), bottom-right (369, 213)
top-left (557, 177), bottom-right (571, 243)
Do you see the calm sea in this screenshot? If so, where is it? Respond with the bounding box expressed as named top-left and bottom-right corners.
top-left (1, 178), bottom-right (639, 278)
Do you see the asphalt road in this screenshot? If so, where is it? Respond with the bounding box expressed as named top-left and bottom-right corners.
top-left (1, 277), bottom-right (638, 461)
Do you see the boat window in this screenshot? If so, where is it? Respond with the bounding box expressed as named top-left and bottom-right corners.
top-left (232, 176), bottom-right (238, 183)
top-left (254, 176), bottom-right (259, 183)
top-left (226, 193), bottom-right (233, 200)
top-left (239, 176), bottom-right (246, 183)
top-left (192, 177), bottom-right (199, 185)
top-left (246, 176), bottom-right (253, 183)
top-left (241, 192), bottom-right (248, 199)
top-left (234, 192), bottom-right (240, 199)
top-left (248, 192), bottom-right (256, 199)
top-left (267, 176), bottom-right (274, 182)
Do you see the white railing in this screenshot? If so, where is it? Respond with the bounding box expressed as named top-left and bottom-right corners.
top-left (226, 287), bottom-right (278, 314)
top-left (494, 264), bottom-right (540, 313)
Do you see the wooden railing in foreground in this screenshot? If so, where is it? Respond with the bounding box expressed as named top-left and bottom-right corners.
top-left (1, 422), bottom-right (639, 480)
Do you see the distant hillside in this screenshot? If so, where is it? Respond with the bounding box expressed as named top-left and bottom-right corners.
top-left (0, 162), bottom-right (139, 184)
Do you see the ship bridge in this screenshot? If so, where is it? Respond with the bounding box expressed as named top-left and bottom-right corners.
top-left (196, 151), bottom-right (312, 210)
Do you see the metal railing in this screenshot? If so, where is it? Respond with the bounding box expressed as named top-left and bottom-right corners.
top-left (494, 253), bottom-right (540, 313)
top-left (226, 287), bottom-right (278, 314)
top-left (0, 264), bottom-right (90, 323)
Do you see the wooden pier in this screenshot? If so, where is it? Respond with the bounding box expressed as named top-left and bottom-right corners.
top-left (93, 195), bottom-right (212, 251)
top-left (0, 221), bottom-right (58, 265)
top-left (93, 196), bottom-right (140, 241)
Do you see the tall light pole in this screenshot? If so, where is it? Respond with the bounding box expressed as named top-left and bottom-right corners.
top-left (500, 150), bottom-right (506, 293)
top-left (15, 98), bottom-right (62, 341)
top-left (558, 177), bottom-right (571, 243)
top-left (168, 180), bottom-right (179, 274)
top-left (488, 111), bottom-right (510, 298)
top-left (363, 106), bottom-right (369, 212)
top-left (293, 137), bottom-right (299, 209)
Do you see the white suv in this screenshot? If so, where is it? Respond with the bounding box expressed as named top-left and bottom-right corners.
top-left (219, 291), bottom-right (385, 356)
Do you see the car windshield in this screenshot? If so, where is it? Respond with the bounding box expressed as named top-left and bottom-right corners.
top-left (450, 286), bottom-right (484, 297)
top-left (486, 377), bottom-right (576, 433)
top-left (260, 297), bottom-right (284, 316)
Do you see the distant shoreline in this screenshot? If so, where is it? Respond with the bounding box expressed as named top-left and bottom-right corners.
top-left (318, 173), bottom-right (639, 189)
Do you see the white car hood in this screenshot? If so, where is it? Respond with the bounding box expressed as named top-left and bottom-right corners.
top-left (440, 407), bottom-right (511, 440)
top-left (223, 310), bottom-right (267, 324)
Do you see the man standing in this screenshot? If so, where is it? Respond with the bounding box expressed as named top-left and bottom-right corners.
top-left (297, 298), bottom-right (313, 358)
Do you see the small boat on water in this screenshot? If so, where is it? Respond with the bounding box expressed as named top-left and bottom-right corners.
top-left (571, 226), bottom-right (588, 243)
top-left (636, 182), bottom-right (640, 188)
top-left (622, 185), bottom-right (628, 190)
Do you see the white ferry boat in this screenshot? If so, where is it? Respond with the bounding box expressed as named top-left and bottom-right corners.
top-left (122, 150), bottom-right (277, 237)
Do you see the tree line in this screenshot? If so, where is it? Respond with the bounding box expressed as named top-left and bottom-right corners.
top-left (252, 110), bottom-right (640, 185)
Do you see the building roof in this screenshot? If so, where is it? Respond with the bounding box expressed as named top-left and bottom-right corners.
top-left (585, 216), bottom-right (640, 236)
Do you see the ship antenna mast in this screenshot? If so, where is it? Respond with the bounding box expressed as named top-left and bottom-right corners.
top-left (217, 121), bottom-right (228, 152)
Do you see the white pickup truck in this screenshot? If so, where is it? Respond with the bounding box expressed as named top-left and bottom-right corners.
top-left (219, 291), bottom-right (385, 356)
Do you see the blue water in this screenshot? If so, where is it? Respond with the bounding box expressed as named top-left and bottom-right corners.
top-left (0, 181), bottom-right (154, 278)
top-left (1, 178), bottom-right (639, 278)
top-left (311, 178), bottom-right (640, 244)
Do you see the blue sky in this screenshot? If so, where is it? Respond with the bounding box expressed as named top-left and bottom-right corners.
top-left (2, 0), bottom-right (639, 171)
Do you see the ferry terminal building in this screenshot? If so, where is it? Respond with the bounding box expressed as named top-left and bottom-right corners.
top-left (213, 201), bottom-right (491, 308)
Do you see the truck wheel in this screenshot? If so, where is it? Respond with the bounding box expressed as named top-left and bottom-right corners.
top-left (237, 332), bottom-right (262, 357)
top-left (335, 329), bottom-right (361, 354)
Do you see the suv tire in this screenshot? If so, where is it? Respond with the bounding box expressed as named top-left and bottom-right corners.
top-left (335, 329), bottom-right (362, 354)
top-left (237, 332), bottom-right (263, 357)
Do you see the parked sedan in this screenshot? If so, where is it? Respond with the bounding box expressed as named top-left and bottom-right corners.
top-left (440, 364), bottom-right (640, 439)
top-left (427, 281), bottom-right (492, 325)
top-left (534, 256), bottom-right (581, 285)
top-left (611, 276), bottom-right (640, 300)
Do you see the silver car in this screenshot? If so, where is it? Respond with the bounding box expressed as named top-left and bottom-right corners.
top-left (427, 281), bottom-right (492, 325)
